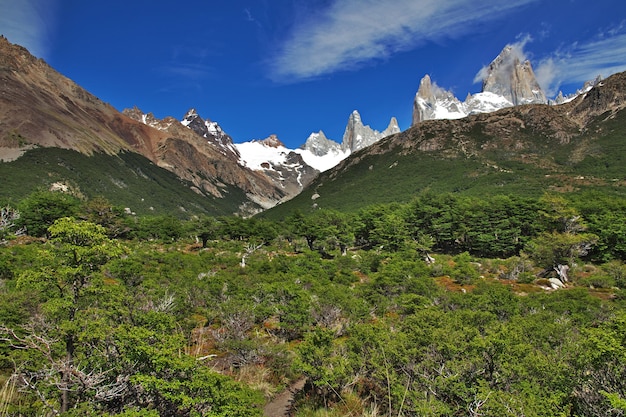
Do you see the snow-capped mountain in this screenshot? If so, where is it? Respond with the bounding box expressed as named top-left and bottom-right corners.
top-left (480, 45), bottom-right (546, 106)
top-left (552, 75), bottom-right (603, 104)
top-left (412, 44), bottom-right (548, 125)
top-left (300, 131), bottom-right (350, 172)
top-left (234, 135), bottom-right (319, 199)
top-left (124, 108), bottom-right (320, 205)
top-left (301, 110), bottom-right (400, 170)
top-left (180, 108), bottom-right (240, 160)
top-left (341, 110), bottom-right (400, 152)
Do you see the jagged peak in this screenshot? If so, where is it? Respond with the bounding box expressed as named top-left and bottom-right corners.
top-left (305, 130), bottom-right (330, 143)
top-left (416, 74), bottom-right (433, 98)
top-left (184, 108), bottom-right (199, 118)
top-left (384, 117), bottom-right (400, 136)
top-left (255, 134), bottom-right (285, 148)
top-left (349, 110), bottom-right (362, 123)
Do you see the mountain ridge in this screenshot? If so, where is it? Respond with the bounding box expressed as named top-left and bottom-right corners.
top-left (0, 36), bottom-right (288, 215)
top-left (265, 70), bottom-right (626, 218)
top-left (413, 44), bottom-right (550, 125)
top-left (2, 35), bottom-right (624, 219)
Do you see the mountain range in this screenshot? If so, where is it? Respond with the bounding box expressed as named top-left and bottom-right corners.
top-left (1, 35), bottom-right (624, 218)
top-left (266, 69), bottom-right (626, 217)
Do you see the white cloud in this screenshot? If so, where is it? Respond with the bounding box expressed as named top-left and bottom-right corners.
top-left (535, 27), bottom-right (626, 96)
top-left (269, 0), bottom-right (539, 81)
top-left (473, 34), bottom-right (532, 85)
top-left (0, 0), bottom-right (57, 58)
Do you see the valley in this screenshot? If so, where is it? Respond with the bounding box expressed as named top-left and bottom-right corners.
top-left (1, 34), bottom-right (626, 416)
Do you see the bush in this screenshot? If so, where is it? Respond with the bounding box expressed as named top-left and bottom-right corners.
top-left (450, 252), bottom-right (480, 284)
top-left (577, 274), bottom-right (616, 289)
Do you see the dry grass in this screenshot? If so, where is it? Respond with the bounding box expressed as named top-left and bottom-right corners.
top-left (0, 374), bottom-right (17, 417)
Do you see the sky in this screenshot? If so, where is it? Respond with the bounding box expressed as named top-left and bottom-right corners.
top-left (1, 0), bottom-right (626, 149)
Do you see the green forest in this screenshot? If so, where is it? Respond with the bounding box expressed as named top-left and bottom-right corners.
top-left (1, 190), bottom-right (626, 416)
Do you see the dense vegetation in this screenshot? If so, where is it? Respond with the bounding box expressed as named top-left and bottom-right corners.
top-left (1, 190), bottom-right (625, 416)
top-left (0, 148), bottom-right (248, 216)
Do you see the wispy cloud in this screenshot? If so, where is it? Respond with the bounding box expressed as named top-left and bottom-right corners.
top-left (154, 45), bottom-right (217, 94)
top-left (269, 0), bottom-right (539, 82)
top-left (0, 0), bottom-right (57, 59)
top-left (535, 25), bottom-right (626, 95)
top-left (473, 34), bottom-right (533, 85)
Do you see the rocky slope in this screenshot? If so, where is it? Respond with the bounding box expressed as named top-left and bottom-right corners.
top-left (0, 36), bottom-right (152, 158)
top-left (124, 108), bottom-right (320, 205)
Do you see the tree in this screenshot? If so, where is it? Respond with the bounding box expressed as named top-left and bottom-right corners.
top-left (318, 210), bottom-right (354, 256)
top-left (0, 205), bottom-right (25, 244)
top-left (2, 217), bottom-right (123, 413)
top-left (17, 191), bottom-right (80, 237)
top-left (525, 231), bottom-right (598, 282)
top-left (135, 215), bottom-right (183, 241)
top-left (356, 204), bottom-right (408, 251)
top-left (80, 196), bottom-right (130, 238)
top-left (190, 215), bottom-right (220, 248)
top-left (287, 210), bottom-right (324, 251)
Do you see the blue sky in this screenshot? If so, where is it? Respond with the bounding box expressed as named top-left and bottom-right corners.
top-left (2, 0), bottom-right (626, 148)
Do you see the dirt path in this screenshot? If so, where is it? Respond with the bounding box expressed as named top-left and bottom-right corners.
top-left (263, 377), bottom-right (307, 417)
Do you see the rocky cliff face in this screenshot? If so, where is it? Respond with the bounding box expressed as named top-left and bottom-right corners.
top-left (480, 45), bottom-right (547, 106)
top-left (180, 108), bottom-right (240, 160)
top-left (412, 75), bottom-right (466, 125)
top-left (341, 110), bottom-right (400, 152)
top-left (412, 44), bottom-right (549, 126)
top-left (302, 131), bottom-right (343, 157)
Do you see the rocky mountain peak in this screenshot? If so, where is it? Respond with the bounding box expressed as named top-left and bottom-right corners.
top-left (302, 131), bottom-right (343, 157)
top-left (177, 108), bottom-right (239, 158)
top-left (341, 110), bottom-right (397, 153)
top-left (123, 107), bottom-right (175, 130)
top-left (416, 74), bottom-right (434, 99)
top-left (384, 117), bottom-right (401, 136)
top-left (412, 44), bottom-right (549, 126)
top-left (481, 45), bottom-right (546, 105)
top-left (183, 108), bottom-right (199, 119)
top-left (0, 35), bottom-right (39, 71)
top-left (256, 134), bottom-right (284, 148)
top-left (413, 75), bottom-right (465, 125)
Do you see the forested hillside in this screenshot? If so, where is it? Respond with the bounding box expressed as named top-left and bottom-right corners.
top-left (1, 191), bottom-right (626, 416)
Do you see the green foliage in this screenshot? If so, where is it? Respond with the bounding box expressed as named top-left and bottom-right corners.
top-left (134, 215), bottom-right (184, 241)
top-left (115, 320), bottom-right (263, 416)
top-left (525, 231), bottom-right (598, 269)
top-left (2, 192), bottom-right (626, 416)
top-left (449, 252), bottom-right (480, 284)
top-left (17, 190), bottom-right (80, 237)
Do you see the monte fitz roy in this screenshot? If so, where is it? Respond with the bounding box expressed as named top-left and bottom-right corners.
top-left (0, 36), bottom-right (611, 215)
